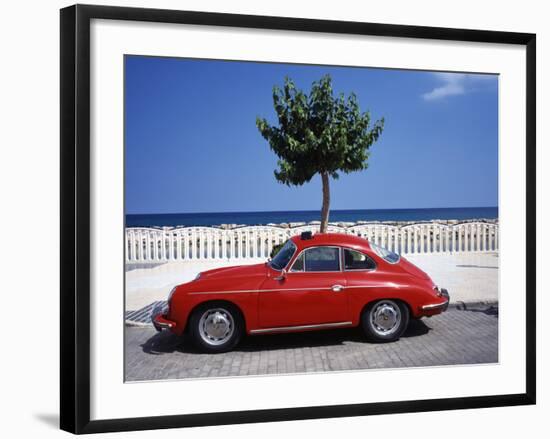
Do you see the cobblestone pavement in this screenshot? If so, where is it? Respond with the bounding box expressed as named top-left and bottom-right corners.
top-left (125, 306), bottom-right (498, 381)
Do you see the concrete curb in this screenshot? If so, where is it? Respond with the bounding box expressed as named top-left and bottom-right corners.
top-left (449, 300), bottom-right (499, 310)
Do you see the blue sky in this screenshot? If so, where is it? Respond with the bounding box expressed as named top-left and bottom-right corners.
top-left (125, 56), bottom-right (498, 214)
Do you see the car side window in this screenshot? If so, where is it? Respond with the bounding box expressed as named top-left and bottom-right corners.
top-left (344, 248), bottom-right (376, 270)
top-left (291, 252), bottom-right (305, 272)
top-left (302, 247), bottom-right (340, 272)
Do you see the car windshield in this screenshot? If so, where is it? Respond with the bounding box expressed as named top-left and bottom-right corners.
top-left (269, 240), bottom-right (296, 270)
top-left (370, 242), bottom-right (400, 264)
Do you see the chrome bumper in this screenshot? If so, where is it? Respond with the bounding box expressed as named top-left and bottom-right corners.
top-left (422, 288), bottom-right (450, 312)
top-left (153, 317), bottom-right (174, 331)
top-left (151, 301), bottom-right (174, 332)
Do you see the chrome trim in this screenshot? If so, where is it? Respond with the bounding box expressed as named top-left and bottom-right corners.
top-left (268, 240), bottom-right (298, 272)
top-left (422, 300), bottom-right (449, 310)
top-left (370, 242), bottom-right (401, 264)
top-left (288, 245), bottom-right (342, 273)
top-left (331, 284), bottom-right (344, 292)
top-left (188, 290), bottom-right (256, 295)
top-left (369, 300), bottom-right (401, 335)
top-left (198, 307), bottom-right (235, 346)
top-left (273, 268), bottom-right (287, 281)
top-left (155, 321), bottom-right (173, 329)
top-left (342, 247), bottom-right (378, 272)
top-left (188, 286), bottom-right (333, 295)
top-left (250, 321), bottom-right (353, 334)
top-left (188, 284), bottom-right (383, 295)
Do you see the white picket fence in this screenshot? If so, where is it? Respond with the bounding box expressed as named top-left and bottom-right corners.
top-left (125, 222), bottom-right (499, 264)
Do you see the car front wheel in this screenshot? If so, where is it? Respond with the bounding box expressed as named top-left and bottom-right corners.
top-left (361, 299), bottom-right (409, 342)
top-left (188, 302), bottom-right (243, 353)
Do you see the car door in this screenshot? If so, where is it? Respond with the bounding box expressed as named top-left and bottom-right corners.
top-left (341, 247), bottom-right (380, 308)
top-left (258, 246), bottom-right (349, 328)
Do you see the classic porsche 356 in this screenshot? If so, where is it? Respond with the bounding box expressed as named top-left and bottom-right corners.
top-left (152, 232), bottom-right (449, 353)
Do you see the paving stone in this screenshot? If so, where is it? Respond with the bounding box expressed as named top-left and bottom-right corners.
top-left (125, 307), bottom-right (498, 381)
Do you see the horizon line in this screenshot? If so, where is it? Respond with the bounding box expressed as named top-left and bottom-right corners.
top-left (126, 206), bottom-right (499, 216)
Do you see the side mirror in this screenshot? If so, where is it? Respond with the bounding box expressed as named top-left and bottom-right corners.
top-left (274, 269), bottom-right (287, 282)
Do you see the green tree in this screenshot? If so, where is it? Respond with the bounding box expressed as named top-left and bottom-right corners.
top-left (256, 74), bottom-right (384, 233)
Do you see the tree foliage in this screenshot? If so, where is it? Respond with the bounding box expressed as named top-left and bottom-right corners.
top-left (256, 74), bottom-right (384, 232)
top-left (256, 74), bottom-right (384, 185)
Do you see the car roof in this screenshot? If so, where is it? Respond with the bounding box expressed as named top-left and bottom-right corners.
top-left (290, 232), bottom-right (372, 251)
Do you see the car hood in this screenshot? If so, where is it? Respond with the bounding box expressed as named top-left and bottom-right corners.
top-left (398, 256), bottom-right (431, 280)
top-left (199, 262), bottom-right (267, 281)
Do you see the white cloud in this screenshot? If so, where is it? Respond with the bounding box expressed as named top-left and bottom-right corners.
top-left (422, 72), bottom-right (496, 101)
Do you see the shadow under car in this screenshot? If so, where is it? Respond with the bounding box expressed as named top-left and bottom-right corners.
top-left (139, 318), bottom-right (432, 355)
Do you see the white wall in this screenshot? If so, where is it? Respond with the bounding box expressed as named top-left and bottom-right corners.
top-left (0, 0), bottom-right (546, 438)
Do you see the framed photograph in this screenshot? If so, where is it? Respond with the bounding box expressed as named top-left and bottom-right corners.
top-left (60, 4), bottom-right (536, 434)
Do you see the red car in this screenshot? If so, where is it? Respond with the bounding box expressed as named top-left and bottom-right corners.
top-left (152, 232), bottom-right (449, 353)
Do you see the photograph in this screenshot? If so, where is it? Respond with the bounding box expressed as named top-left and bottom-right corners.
top-left (124, 56), bottom-right (499, 382)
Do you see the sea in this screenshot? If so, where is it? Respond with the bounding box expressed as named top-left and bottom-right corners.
top-left (126, 207), bottom-right (498, 228)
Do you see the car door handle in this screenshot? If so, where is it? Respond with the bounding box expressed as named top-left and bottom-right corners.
top-left (331, 284), bottom-right (344, 292)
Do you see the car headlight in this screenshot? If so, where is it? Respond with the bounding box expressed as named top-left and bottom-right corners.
top-left (194, 272), bottom-right (202, 281)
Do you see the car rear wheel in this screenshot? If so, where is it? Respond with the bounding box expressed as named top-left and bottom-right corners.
top-left (361, 299), bottom-right (409, 342)
top-left (188, 302), bottom-right (243, 353)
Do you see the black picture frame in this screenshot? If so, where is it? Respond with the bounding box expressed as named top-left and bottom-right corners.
top-left (60, 4), bottom-right (536, 434)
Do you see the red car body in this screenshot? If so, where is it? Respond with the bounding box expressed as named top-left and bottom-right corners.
top-left (153, 233), bottom-right (449, 339)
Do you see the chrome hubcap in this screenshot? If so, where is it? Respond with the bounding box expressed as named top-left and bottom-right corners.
top-left (370, 300), bottom-right (401, 336)
top-left (198, 308), bottom-right (235, 346)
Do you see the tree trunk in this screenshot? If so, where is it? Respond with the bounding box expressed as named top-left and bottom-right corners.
top-left (320, 172), bottom-right (330, 233)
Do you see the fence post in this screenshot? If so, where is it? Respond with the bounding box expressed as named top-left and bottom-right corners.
top-left (124, 222), bottom-right (499, 264)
